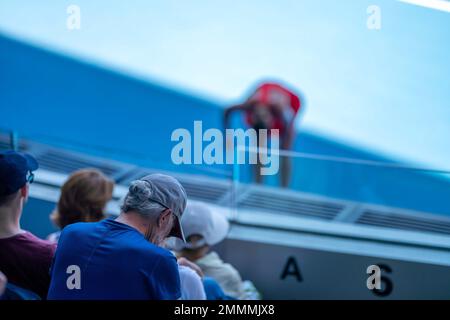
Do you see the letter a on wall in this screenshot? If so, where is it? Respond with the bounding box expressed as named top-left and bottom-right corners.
top-left (280, 256), bottom-right (303, 282)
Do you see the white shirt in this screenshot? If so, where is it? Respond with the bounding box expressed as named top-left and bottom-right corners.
top-left (179, 265), bottom-right (206, 300)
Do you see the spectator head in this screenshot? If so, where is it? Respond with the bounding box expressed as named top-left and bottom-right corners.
top-left (171, 201), bottom-right (229, 257)
top-left (120, 173), bottom-right (187, 245)
top-left (0, 151), bottom-right (38, 213)
top-left (51, 169), bottom-right (114, 229)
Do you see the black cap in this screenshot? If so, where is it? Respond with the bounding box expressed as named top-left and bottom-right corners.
top-left (0, 150), bottom-right (39, 196)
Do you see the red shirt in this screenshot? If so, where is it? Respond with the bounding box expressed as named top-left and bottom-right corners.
top-left (0, 231), bottom-right (56, 299)
top-left (244, 82), bottom-right (301, 133)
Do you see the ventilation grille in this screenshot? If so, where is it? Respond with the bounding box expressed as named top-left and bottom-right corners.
top-left (36, 150), bottom-right (122, 177)
top-left (0, 136), bottom-right (27, 151)
top-left (356, 209), bottom-right (450, 236)
top-left (177, 178), bottom-right (229, 203)
top-left (117, 169), bottom-right (230, 203)
top-left (116, 169), bottom-right (158, 185)
top-left (238, 190), bottom-right (344, 220)
top-left (0, 140), bottom-right (11, 150)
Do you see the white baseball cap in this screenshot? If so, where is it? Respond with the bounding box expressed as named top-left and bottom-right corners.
top-left (171, 201), bottom-right (229, 250)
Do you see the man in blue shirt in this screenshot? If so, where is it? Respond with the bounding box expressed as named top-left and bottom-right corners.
top-left (47, 174), bottom-right (187, 300)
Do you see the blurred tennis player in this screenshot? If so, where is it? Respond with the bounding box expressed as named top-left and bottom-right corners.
top-left (224, 82), bottom-right (303, 187)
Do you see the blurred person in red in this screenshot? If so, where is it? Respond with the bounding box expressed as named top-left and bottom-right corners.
top-left (224, 82), bottom-right (303, 187)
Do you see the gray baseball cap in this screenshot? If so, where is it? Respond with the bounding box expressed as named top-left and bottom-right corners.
top-left (140, 174), bottom-right (187, 242)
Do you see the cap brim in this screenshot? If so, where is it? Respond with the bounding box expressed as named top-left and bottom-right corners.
top-left (169, 215), bottom-right (186, 243)
top-left (23, 153), bottom-right (38, 171)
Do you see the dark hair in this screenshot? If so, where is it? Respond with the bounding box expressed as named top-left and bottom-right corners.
top-left (51, 169), bottom-right (114, 229)
top-left (0, 191), bottom-right (19, 207)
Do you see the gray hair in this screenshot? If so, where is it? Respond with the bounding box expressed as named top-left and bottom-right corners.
top-left (121, 180), bottom-right (165, 218)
